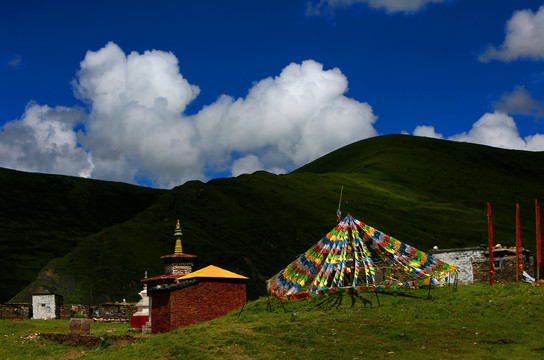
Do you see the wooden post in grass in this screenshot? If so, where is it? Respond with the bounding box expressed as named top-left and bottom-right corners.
top-left (488, 202), bottom-right (495, 285)
top-left (374, 288), bottom-right (380, 307)
top-left (337, 185), bottom-right (343, 223)
top-left (237, 302), bottom-right (246, 318)
top-left (516, 203), bottom-right (521, 283)
top-left (536, 199), bottom-right (541, 282)
top-left (279, 298), bottom-right (287, 313)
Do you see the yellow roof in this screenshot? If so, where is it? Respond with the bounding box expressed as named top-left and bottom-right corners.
top-left (178, 265), bottom-right (248, 280)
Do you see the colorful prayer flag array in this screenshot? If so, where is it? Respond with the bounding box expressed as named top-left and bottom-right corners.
top-left (267, 215), bottom-right (458, 301)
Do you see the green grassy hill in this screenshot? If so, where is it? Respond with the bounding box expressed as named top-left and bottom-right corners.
top-left (9, 134), bottom-right (544, 304)
top-left (0, 168), bottom-right (165, 303)
top-left (296, 134), bottom-right (544, 249)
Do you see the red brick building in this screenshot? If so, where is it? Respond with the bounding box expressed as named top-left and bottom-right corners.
top-left (142, 220), bottom-right (248, 333)
top-left (149, 265), bottom-right (247, 333)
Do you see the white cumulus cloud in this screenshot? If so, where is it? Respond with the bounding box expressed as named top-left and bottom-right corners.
top-left (413, 125), bottom-right (443, 139)
top-left (525, 134), bottom-right (544, 151)
top-left (307, 0), bottom-right (449, 15)
top-left (412, 111), bottom-right (544, 151)
top-left (0, 103), bottom-right (93, 177)
top-left (448, 112), bottom-right (527, 149)
top-left (231, 155), bottom-right (263, 177)
top-left (73, 42), bottom-right (203, 187)
top-left (194, 60), bottom-right (378, 175)
top-left (0, 43), bottom-right (379, 188)
top-left (480, 6), bottom-right (544, 62)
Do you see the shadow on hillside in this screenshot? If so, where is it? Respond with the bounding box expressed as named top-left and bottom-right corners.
top-left (378, 290), bottom-right (419, 299)
top-left (260, 286), bottom-right (447, 314)
top-left (311, 292), bottom-right (375, 310)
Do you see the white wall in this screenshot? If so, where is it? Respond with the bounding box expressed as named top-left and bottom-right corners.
top-left (431, 249), bottom-right (485, 284)
top-left (32, 294), bottom-right (57, 320)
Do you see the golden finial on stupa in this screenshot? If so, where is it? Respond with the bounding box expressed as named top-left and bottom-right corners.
top-left (174, 219), bottom-right (183, 254)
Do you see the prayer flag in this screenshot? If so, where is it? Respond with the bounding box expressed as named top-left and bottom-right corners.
top-left (267, 214), bottom-right (458, 300)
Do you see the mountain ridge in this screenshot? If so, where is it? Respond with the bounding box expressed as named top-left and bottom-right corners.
top-left (4, 134), bottom-right (544, 304)
top-left (0, 167), bottom-right (165, 302)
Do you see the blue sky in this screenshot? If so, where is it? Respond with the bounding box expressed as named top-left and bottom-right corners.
top-left (1, 0), bottom-right (544, 188)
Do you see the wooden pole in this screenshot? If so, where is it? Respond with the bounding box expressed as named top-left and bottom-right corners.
top-left (279, 298), bottom-right (287, 313)
top-left (516, 203), bottom-right (521, 283)
top-left (536, 199), bottom-right (541, 282)
top-left (488, 202), bottom-right (495, 285)
top-left (337, 185), bottom-right (343, 223)
top-left (237, 303), bottom-right (246, 318)
top-left (374, 288), bottom-right (381, 307)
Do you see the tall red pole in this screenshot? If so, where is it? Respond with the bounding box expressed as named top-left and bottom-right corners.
top-left (487, 202), bottom-right (495, 285)
top-left (537, 199), bottom-right (541, 281)
top-left (516, 203), bottom-right (521, 282)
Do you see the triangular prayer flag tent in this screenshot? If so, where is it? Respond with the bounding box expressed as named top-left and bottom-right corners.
top-left (267, 214), bottom-right (458, 301)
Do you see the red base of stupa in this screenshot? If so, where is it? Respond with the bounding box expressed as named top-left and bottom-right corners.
top-left (130, 314), bottom-right (149, 328)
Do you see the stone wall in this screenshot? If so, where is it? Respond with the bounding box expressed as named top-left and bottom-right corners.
top-left (90, 304), bottom-right (137, 322)
top-left (430, 248), bottom-right (485, 284)
top-left (0, 303), bottom-right (31, 320)
top-left (473, 250), bottom-right (534, 283)
top-left (1, 303), bottom-right (136, 321)
top-left (150, 278), bottom-right (246, 333)
top-left (162, 254), bottom-right (196, 277)
top-left (166, 263), bottom-right (194, 277)
top-left (59, 304), bottom-right (92, 320)
top-left (431, 247), bottom-right (535, 284)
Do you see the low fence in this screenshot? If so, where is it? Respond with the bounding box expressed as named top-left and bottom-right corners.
top-left (0, 303), bottom-right (32, 320)
top-left (60, 304), bottom-right (137, 322)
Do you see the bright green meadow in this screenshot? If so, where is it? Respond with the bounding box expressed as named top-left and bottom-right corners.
top-left (1, 283), bottom-right (543, 359)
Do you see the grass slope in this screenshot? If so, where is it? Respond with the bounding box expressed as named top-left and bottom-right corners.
top-left (1, 283), bottom-right (543, 359)
top-left (296, 134), bottom-right (544, 249)
top-left (18, 134), bottom-right (544, 305)
top-left (0, 167), bottom-right (165, 303)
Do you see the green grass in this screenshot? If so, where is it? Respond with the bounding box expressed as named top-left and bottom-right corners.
top-left (1, 283), bottom-right (543, 359)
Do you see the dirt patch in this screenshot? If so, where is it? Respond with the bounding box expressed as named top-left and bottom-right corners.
top-left (484, 339), bottom-right (516, 344)
top-left (40, 333), bottom-right (141, 349)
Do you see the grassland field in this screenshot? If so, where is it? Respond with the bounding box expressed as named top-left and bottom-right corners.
top-left (1, 282), bottom-right (543, 359)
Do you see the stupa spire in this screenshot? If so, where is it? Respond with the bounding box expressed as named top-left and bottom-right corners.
top-left (174, 219), bottom-right (183, 254)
